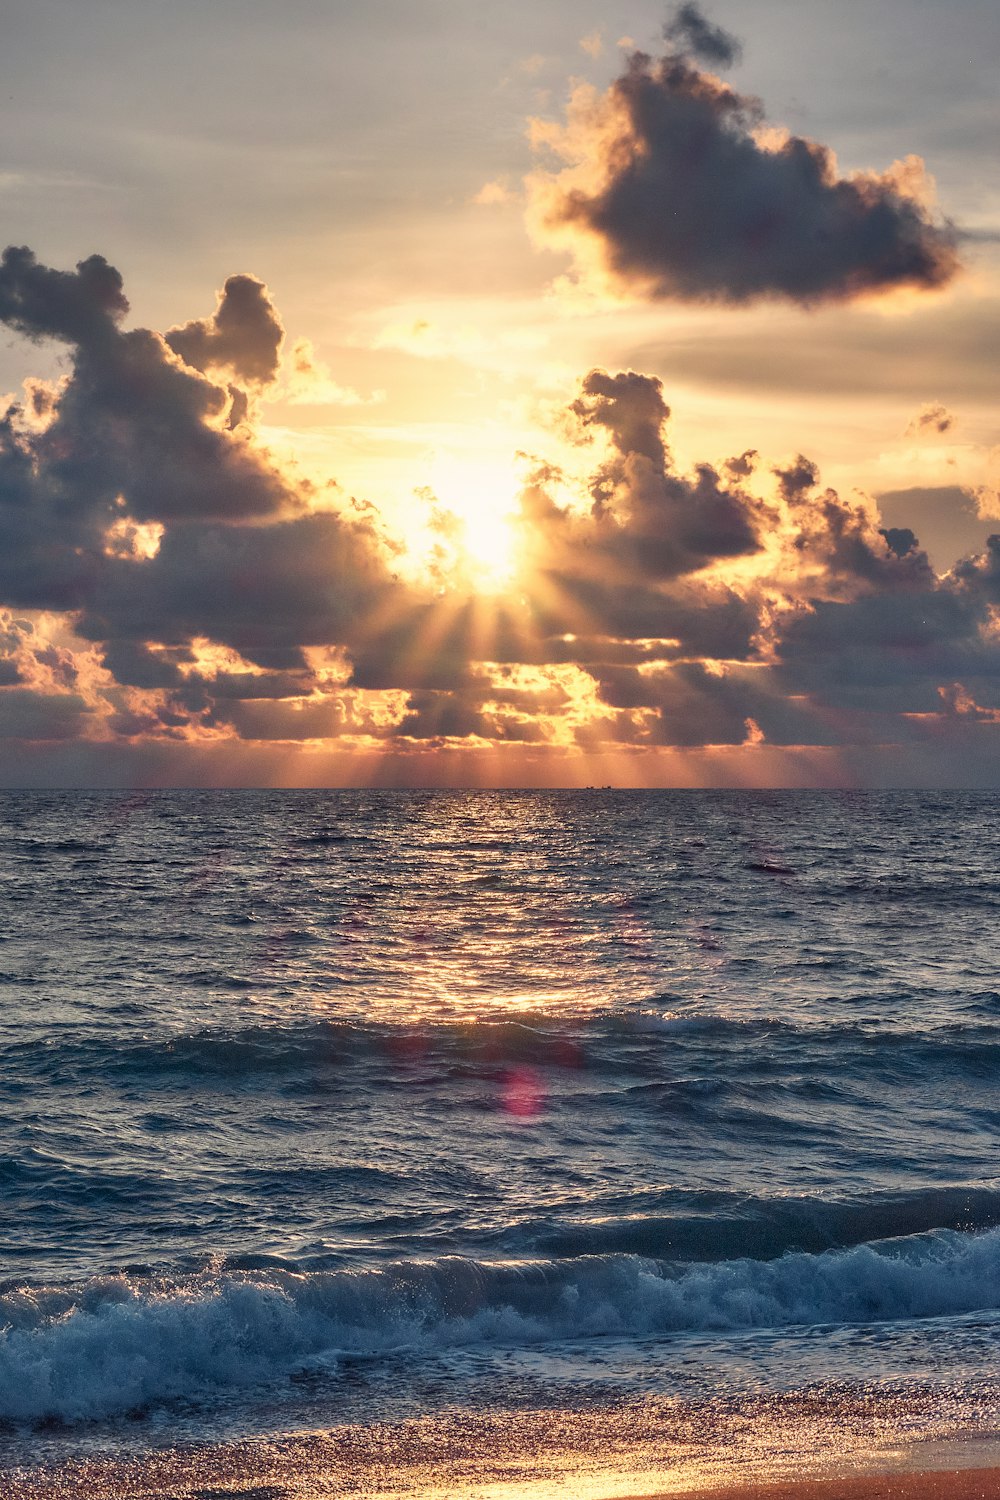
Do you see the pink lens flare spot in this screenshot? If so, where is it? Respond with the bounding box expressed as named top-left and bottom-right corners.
top-left (502, 1066), bottom-right (546, 1119)
top-left (386, 1030), bottom-right (430, 1061)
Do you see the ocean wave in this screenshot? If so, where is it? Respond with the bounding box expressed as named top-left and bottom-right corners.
top-left (3, 1226), bottom-right (999, 1424)
top-left (504, 1185), bottom-right (1000, 1262)
top-left (6, 1011), bottom-right (1000, 1085)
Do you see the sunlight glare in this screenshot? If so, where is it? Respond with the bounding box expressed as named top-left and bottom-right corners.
top-left (428, 451), bottom-right (520, 589)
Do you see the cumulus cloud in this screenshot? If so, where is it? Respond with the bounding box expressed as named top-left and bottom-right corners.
top-left (3, 246), bottom-right (1000, 777)
top-left (522, 368), bottom-right (765, 589)
top-left (527, 38), bottom-right (959, 305)
top-left (166, 274), bottom-right (284, 386)
top-left (0, 247), bottom-right (427, 752)
top-left (0, 245), bottom-right (128, 345)
top-left (77, 511), bottom-right (405, 657)
top-left (776, 456), bottom-right (935, 595)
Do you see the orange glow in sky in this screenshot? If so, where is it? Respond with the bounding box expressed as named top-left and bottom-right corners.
top-left (0, 2), bottom-right (996, 785)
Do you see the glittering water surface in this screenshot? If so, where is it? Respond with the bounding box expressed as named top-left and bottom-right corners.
top-left (2, 790), bottom-right (1000, 1488)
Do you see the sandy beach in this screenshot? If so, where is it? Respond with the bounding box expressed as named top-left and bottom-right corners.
top-left (5, 1466), bottom-right (1000, 1500)
top-left (6, 1434), bottom-right (1000, 1500)
top-left (643, 1476), bottom-right (1000, 1500)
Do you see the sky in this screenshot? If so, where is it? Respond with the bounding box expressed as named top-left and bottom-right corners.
top-left (0, 0), bottom-right (998, 787)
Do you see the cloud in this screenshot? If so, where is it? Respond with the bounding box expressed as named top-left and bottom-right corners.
top-left (521, 368), bottom-right (765, 589)
top-left (390, 682), bottom-right (551, 744)
top-left (775, 456), bottom-right (935, 596)
top-left (0, 687), bottom-right (94, 740)
top-left (0, 248), bottom-right (418, 737)
top-left (277, 338), bottom-right (382, 407)
top-left (0, 245), bottom-right (128, 345)
top-left (391, 689), bottom-right (491, 741)
top-left (527, 44), bottom-right (959, 306)
top-left (78, 510), bottom-right (404, 657)
top-left (664, 3), bottom-right (741, 68)
top-left (5, 247), bottom-right (1000, 781)
top-left (0, 250), bottom-right (411, 650)
top-left (771, 585), bottom-right (992, 716)
top-left (166, 274), bottom-right (284, 386)
top-left (0, 254), bottom-right (304, 597)
top-left (876, 486), bottom-right (994, 571)
top-left (905, 402), bottom-right (956, 437)
top-left (594, 660), bottom-right (835, 748)
top-left (208, 696), bottom-right (351, 742)
top-left (472, 179), bottom-right (517, 207)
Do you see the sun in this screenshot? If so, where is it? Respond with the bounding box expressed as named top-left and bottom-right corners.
top-left (427, 451), bottom-right (521, 589)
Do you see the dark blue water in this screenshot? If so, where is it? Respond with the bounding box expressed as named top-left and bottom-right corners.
top-left (2, 791), bottom-right (999, 1485)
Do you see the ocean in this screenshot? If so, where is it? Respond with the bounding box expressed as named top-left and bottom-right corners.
top-left (2, 789), bottom-right (1000, 1496)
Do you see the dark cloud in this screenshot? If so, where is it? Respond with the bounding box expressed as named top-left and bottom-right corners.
top-left (951, 534), bottom-right (1000, 602)
top-left (197, 670), bottom-right (311, 701)
top-left (777, 457), bottom-right (935, 595)
top-left (724, 450), bottom-right (758, 481)
top-left (3, 246), bottom-right (1000, 773)
top-left (881, 526), bottom-right (921, 560)
top-left (348, 602), bottom-right (494, 692)
top-left (100, 640), bottom-right (188, 691)
top-left (0, 246), bottom-right (128, 346)
top-left (241, 646), bottom-right (312, 672)
top-left (528, 574), bottom-right (762, 662)
top-left (391, 687), bottom-right (547, 744)
top-left (664, 3), bottom-right (741, 68)
top-left (0, 248), bottom-right (409, 669)
top-left (530, 48), bottom-right (959, 305)
top-left (571, 368), bottom-right (671, 467)
top-left (0, 688), bottom-right (93, 740)
top-left (209, 697), bottom-right (350, 742)
top-left (594, 660), bottom-right (836, 747)
top-left (0, 248), bottom-right (434, 757)
top-left (0, 253), bottom-right (299, 592)
top-left (586, 554), bottom-right (1000, 740)
top-left (522, 370), bottom-right (765, 599)
top-left (166, 274), bottom-right (284, 386)
top-left (771, 584), bottom-right (993, 715)
top-left (76, 510), bottom-right (403, 655)
top-left (391, 690), bottom-right (491, 741)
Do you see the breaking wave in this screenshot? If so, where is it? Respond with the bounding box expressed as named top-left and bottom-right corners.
top-left (3, 1225), bottom-right (999, 1423)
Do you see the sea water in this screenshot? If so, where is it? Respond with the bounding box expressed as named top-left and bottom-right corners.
top-left (1, 790), bottom-right (999, 1491)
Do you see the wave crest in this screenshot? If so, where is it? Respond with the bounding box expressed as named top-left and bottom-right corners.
top-left (3, 1225), bottom-right (1000, 1424)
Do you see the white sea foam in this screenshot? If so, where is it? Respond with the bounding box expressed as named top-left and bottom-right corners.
top-left (3, 1226), bottom-right (999, 1424)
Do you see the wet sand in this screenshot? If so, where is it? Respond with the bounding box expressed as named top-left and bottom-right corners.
top-left (6, 1416), bottom-right (1000, 1500)
top-left (5, 1458), bottom-right (1000, 1500)
top-left (638, 1472), bottom-right (1000, 1499)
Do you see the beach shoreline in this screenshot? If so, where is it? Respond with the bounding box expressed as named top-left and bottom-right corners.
top-left (633, 1472), bottom-right (1000, 1500)
top-left (5, 1469), bottom-right (1000, 1500)
top-left (6, 1433), bottom-right (1000, 1500)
